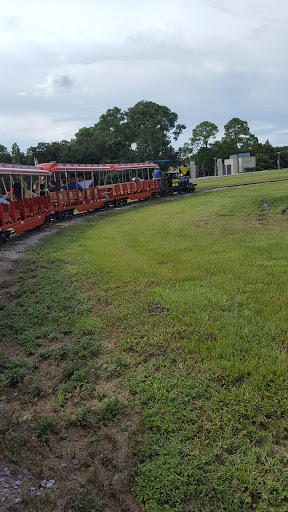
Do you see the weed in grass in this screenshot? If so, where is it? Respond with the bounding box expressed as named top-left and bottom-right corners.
top-left (95, 390), bottom-right (107, 400)
top-left (69, 368), bottom-right (89, 387)
top-left (1, 359), bottom-right (30, 386)
top-left (52, 383), bottom-right (72, 408)
top-left (106, 353), bottom-right (130, 376)
top-left (69, 398), bottom-right (124, 428)
top-left (60, 337), bottom-right (103, 389)
top-left (0, 347), bottom-right (6, 367)
top-left (71, 404), bottom-right (97, 428)
top-left (36, 417), bottom-right (59, 444)
top-left (68, 489), bottom-right (102, 512)
top-left (97, 396), bottom-right (124, 424)
top-left (21, 376), bottom-right (44, 398)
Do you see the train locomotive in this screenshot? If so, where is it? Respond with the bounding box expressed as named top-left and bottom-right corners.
top-left (0, 161), bottom-right (197, 243)
top-left (161, 169), bottom-right (196, 195)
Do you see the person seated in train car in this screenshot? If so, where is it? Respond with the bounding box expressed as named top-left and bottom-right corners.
top-left (33, 180), bottom-right (39, 194)
top-left (40, 184), bottom-right (48, 196)
top-left (48, 179), bottom-right (61, 193)
top-left (63, 175), bottom-right (83, 191)
top-left (77, 173), bottom-right (94, 189)
top-left (4, 181), bottom-right (37, 201)
top-left (152, 167), bottom-right (162, 179)
top-left (132, 175), bottom-right (141, 182)
top-left (0, 193), bottom-right (12, 225)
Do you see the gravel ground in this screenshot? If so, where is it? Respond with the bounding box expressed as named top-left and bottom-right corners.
top-left (0, 464), bottom-right (55, 507)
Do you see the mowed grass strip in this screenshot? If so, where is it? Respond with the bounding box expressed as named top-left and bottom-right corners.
top-left (1, 181), bottom-right (288, 511)
top-left (194, 167), bottom-right (288, 190)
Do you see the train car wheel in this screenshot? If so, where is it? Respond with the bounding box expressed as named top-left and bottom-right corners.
top-left (1, 231), bottom-right (9, 244)
top-left (44, 215), bottom-right (51, 225)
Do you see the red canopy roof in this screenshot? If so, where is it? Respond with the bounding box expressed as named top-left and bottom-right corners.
top-left (38, 163), bottom-right (115, 172)
top-left (38, 162), bottom-right (158, 172)
top-left (0, 164), bottom-right (51, 176)
top-left (112, 162), bottom-right (158, 170)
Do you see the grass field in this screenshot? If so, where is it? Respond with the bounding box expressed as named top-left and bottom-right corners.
top-left (194, 168), bottom-right (288, 190)
top-left (1, 181), bottom-right (288, 511)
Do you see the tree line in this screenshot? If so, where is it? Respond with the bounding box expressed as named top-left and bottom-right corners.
top-left (1, 100), bottom-right (287, 172)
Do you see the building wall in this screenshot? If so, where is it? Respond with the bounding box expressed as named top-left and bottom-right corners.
top-left (238, 156), bottom-right (256, 172)
top-left (224, 159), bottom-right (238, 175)
top-left (223, 156), bottom-right (256, 175)
top-left (217, 161), bottom-right (224, 176)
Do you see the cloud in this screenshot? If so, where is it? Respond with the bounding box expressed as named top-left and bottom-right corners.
top-left (32, 74), bottom-right (76, 97)
top-left (1, 0), bottom-right (288, 152)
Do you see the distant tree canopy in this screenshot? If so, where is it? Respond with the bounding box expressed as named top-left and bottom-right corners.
top-left (187, 121), bottom-right (219, 152)
top-left (179, 117), bottom-right (286, 175)
top-left (4, 101), bottom-right (182, 167)
top-left (0, 145), bottom-right (12, 163)
top-left (71, 101), bottom-right (185, 164)
top-left (0, 103), bottom-right (286, 173)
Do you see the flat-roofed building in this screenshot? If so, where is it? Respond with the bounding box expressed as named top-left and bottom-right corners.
top-left (217, 152), bottom-right (256, 176)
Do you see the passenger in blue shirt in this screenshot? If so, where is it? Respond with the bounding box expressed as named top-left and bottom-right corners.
top-left (63, 176), bottom-right (83, 191)
top-left (153, 168), bottom-right (162, 179)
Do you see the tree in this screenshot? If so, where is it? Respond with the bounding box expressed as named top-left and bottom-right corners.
top-left (71, 107), bottom-right (134, 164)
top-left (222, 118), bottom-right (251, 152)
top-left (255, 153), bottom-right (274, 171)
top-left (274, 146), bottom-right (288, 169)
top-left (94, 107), bottom-right (134, 163)
top-left (178, 121), bottom-right (219, 172)
top-left (188, 121), bottom-right (219, 151)
top-left (70, 128), bottom-right (101, 163)
top-left (26, 140), bottom-right (73, 165)
top-left (126, 101), bottom-right (185, 162)
top-left (0, 145), bottom-right (11, 163)
top-left (193, 146), bottom-right (215, 176)
top-left (23, 101), bottom-right (185, 166)
top-left (26, 142), bottom-right (54, 165)
top-left (11, 142), bottom-right (25, 164)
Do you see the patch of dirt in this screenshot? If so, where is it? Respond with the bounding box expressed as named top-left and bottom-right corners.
top-left (0, 216), bottom-right (89, 284)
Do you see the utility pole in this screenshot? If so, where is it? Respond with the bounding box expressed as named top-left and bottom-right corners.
top-left (277, 152), bottom-right (281, 170)
top-left (213, 157), bottom-right (217, 177)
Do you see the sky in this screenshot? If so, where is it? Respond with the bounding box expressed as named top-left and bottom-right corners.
top-left (1, 0), bottom-right (288, 154)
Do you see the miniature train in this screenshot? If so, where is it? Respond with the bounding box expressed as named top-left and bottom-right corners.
top-left (0, 161), bottom-right (197, 243)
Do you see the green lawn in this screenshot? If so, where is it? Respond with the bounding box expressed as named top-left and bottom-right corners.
top-left (194, 168), bottom-right (288, 190)
top-left (1, 181), bottom-right (288, 511)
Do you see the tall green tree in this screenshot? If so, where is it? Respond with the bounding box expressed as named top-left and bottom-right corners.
top-left (222, 117), bottom-right (252, 152)
top-left (11, 142), bottom-right (25, 164)
top-left (126, 101), bottom-right (185, 162)
top-left (179, 121), bottom-right (219, 170)
top-left (189, 121), bottom-right (219, 151)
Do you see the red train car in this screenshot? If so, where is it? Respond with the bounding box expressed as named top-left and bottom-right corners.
top-left (0, 161), bottom-right (161, 242)
top-left (0, 164), bottom-right (53, 242)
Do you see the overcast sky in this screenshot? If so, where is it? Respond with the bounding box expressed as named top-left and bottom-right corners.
top-left (1, 0), bottom-right (288, 154)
